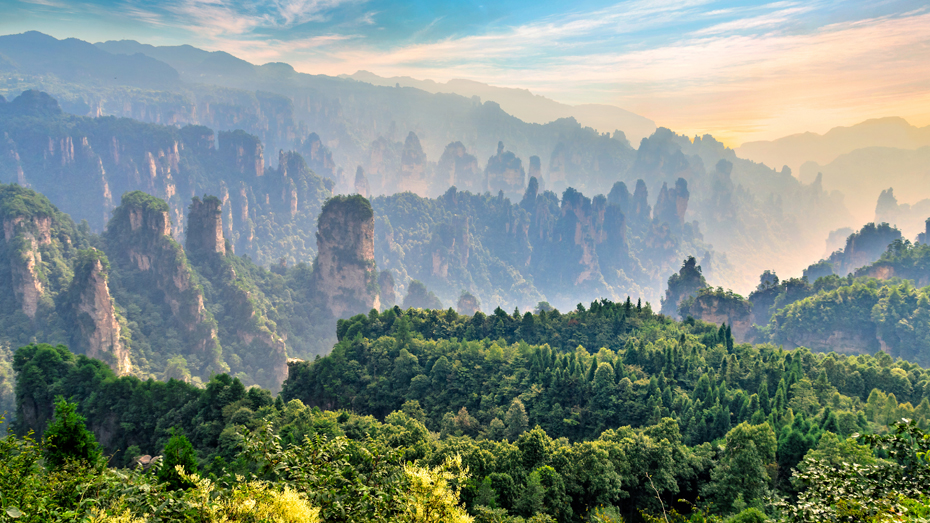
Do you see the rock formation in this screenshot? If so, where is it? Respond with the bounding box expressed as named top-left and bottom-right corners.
top-left (106, 191), bottom-right (222, 368)
top-left (219, 130), bottom-right (264, 178)
top-left (69, 249), bottom-right (131, 375)
top-left (437, 141), bottom-right (482, 193)
top-left (486, 142), bottom-right (525, 197)
top-left (354, 166), bottom-right (370, 198)
top-left (2, 211), bottom-right (53, 318)
top-left (378, 270), bottom-right (396, 309)
top-left (312, 195), bottom-right (381, 318)
top-left (456, 291), bottom-right (480, 316)
top-left (298, 132), bottom-right (336, 180)
top-left (653, 178), bottom-right (690, 228)
top-left (661, 257), bottom-right (708, 318)
top-left (399, 132), bottom-right (429, 196)
top-left (680, 289), bottom-right (753, 343)
top-left (185, 196), bottom-right (226, 256)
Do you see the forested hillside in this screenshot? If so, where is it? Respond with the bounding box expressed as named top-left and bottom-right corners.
top-left (6, 299), bottom-right (930, 521)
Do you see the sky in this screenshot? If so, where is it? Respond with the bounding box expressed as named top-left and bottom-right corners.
top-left (2, 0), bottom-right (930, 145)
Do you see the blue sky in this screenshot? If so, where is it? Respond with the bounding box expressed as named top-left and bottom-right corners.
top-left (3, 0), bottom-right (930, 143)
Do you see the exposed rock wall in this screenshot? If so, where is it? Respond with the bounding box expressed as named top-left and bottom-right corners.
top-left (399, 132), bottom-right (429, 196)
top-left (378, 270), bottom-right (396, 309)
top-left (437, 141), bottom-right (482, 193)
top-left (313, 195), bottom-right (381, 319)
top-left (486, 141), bottom-right (525, 197)
top-left (354, 166), bottom-right (370, 198)
top-left (71, 250), bottom-right (130, 375)
top-left (186, 196), bottom-right (226, 256)
top-left (107, 192), bottom-right (221, 365)
top-left (3, 215), bottom-right (52, 318)
top-left (685, 293), bottom-right (753, 343)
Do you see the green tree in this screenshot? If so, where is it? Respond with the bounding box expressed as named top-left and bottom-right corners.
top-left (704, 422), bottom-right (776, 513)
top-left (158, 429), bottom-right (199, 490)
top-left (43, 397), bottom-right (101, 469)
top-left (505, 399), bottom-right (529, 441)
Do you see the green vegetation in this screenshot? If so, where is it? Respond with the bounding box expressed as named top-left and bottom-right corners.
top-left (6, 303), bottom-right (930, 522)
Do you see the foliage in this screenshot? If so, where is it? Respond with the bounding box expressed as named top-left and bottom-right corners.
top-left (43, 397), bottom-right (102, 469)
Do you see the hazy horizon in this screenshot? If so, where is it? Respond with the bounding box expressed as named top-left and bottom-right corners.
top-left (3, 0), bottom-right (930, 146)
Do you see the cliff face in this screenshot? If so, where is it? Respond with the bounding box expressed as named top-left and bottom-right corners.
top-left (378, 270), bottom-right (396, 309)
top-left (686, 293), bottom-right (753, 343)
top-left (313, 195), bottom-right (380, 319)
top-left (106, 191), bottom-right (222, 370)
top-left (437, 141), bottom-right (482, 193)
top-left (70, 249), bottom-right (130, 375)
top-left (399, 132), bottom-right (429, 196)
top-left (184, 195), bottom-right (288, 391)
top-left (3, 215), bottom-right (51, 318)
top-left (354, 166), bottom-right (370, 198)
top-left (219, 130), bottom-right (264, 178)
top-left (456, 292), bottom-right (480, 316)
top-left (486, 142), bottom-right (525, 197)
top-left (186, 196), bottom-right (226, 256)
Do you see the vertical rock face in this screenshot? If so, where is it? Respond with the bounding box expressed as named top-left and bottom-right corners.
top-left (313, 195), bottom-right (381, 319)
top-left (3, 215), bottom-right (52, 318)
top-left (486, 141), bottom-right (525, 197)
top-left (456, 291), bottom-right (480, 316)
top-left (653, 178), bottom-right (689, 228)
top-left (378, 270), bottom-right (396, 309)
top-left (219, 130), bottom-right (264, 178)
top-left (437, 141), bottom-right (482, 193)
top-left (106, 192), bottom-right (221, 364)
top-left (680, 291), bottom-right (753, 343)
top-left (399, 132), bottom-right (429, 196)
top-left (367, 136), bottom-right (402, 195)
top-left (298, 132), bottom-right (336, 180)
top-left (354, 166), bottom-right (370, 198)
top-left (607, 181), bottom-right (631, 214)
top-left (71, 250), bottom-right (130, 375)
top-left (429, 215), bottom-right (470, 278)
top-left (186, 196), bottom-right (226, 256)
top-left (528, 156), bottom-right (543, 192)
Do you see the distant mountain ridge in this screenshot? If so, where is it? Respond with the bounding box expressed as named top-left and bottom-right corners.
top-left (736, 117), bottom-right (930, 176)
top-left (344, 71), bottom-right (657, 146)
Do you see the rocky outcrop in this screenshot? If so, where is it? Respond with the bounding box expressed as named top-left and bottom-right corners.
top-left (219, 130), bottom-right (264, 178)
top-left (354, 166), bottom-right (370, 198)
top-left (430, 215), bottom-right (471, 279)
top-left (378, 270), bottom-right (396, 309)
top-left (3, 214), bottom-right (53, 318)
top-left (70, 249), bottom-right (130, 375)
top-left (106, 192), bottom-right (221, 364)
top-left (367, 136), bottom-right (402, 196)
top-left (528, 156), bottom-right (542, 188)
top-left (653, 178), bottom-right (690, 227)
top-left (631, 180), bottom-right (651, 225)
top-left (437, 141), bottom-right (482, 193)
top-left (486, 142), bottom-right (525, 196)
top-left (186, 196), bottom-right (226, 256)
top-left (399, 132), bottom-right (429, 196)
top-left (312, 195), bottom-right (380, 319)
top-left (298, 132), bottom-right (336, 180)
top-left (681, 290), bottom-right (753, 343)
top-left (456, 291), bottom-right (480, 316)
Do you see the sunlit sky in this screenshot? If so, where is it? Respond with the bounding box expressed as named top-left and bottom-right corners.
top-left (3, 0), bottom-right (930, 145)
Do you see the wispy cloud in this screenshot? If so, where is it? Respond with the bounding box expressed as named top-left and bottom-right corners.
top-left (11, 0), bottom-right (928, 143)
